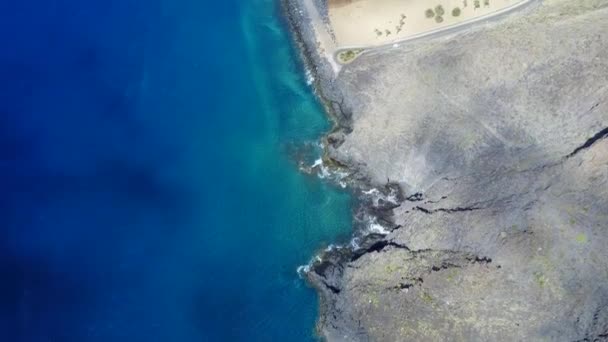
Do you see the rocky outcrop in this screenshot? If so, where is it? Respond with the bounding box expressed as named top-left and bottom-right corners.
top-left (287, 0), bottom-right (608, 340)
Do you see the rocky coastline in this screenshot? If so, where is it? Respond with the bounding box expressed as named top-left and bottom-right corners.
top-left (283, 0), bottom-right (608, 341)
top-left (280, 0), bottom-right (400, 237)
top-left (280, 0), bottom-right (405, 332)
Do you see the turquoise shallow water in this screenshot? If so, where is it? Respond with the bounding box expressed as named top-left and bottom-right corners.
top-left (0, 0), bottom-right (352, 340)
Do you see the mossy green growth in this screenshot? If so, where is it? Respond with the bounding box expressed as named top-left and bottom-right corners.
top-left (576, 233), bottom-right (588, 244)
top-left (421, 291), bottom-right (434, 303)
top-left (534, 272), bottom-right (547, 288)
top-left (425, 8), bottom-right (435, 18)
top-left (452, 7), bottom-right (461, 16)
top-left (367, 292), bottom-right (380, 307)
top-left (445, 269), bottom-right (459, 283)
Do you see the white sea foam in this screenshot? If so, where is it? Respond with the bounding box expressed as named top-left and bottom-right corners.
top-left (297, 264), bottom-right (310, 277)
top-left (363, 215), bottom-right (390, 235)
top-left (325, 244), bottom-right (338, 252)
top-left (362, 188), bottom-right (382, 206)
top-left (362, 186), bottom-right (400, 206)
top-left (363, 188), bottom-right (379, 196)
top-left (318, 164), bottom-right (331, 179)
top-left (369, 222), bottom-right (389, 234)
top-left (312, 159), bottom-right (334, 180)
top-left (333, 169), bottom-right (349, 183)
top-left (297, 254), bottom-right (322, 277)
top-left (305, 68), bottom-right (315, 86)
top-left (309, 156), bottom-right (351, 184)
top-left (386, 188), bottom-right (399, 204)
top-left (297, 243), bottom-right (346, 278)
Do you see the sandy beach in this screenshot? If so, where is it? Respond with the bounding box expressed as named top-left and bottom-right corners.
top-left (329, 0), bottom-right (525, 46)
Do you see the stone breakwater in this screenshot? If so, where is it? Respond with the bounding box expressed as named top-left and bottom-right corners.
top-left (284, 0), bottom-right (608, 341)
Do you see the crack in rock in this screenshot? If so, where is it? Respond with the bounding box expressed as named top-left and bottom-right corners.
top-left (413, 205), bottom-right (484, 214)
top-left (350, 240), bottom-right (410, 262)
top-left (405, 192), bottom-right (424, 202)
top-left (322, 280), bottom-right (341, 294)
top-left (390, 278), bottom-right (424, 291)
top-left (387, 252), bottom-right (493, 292)
top-left (566, 126), bottom-right (608, 159)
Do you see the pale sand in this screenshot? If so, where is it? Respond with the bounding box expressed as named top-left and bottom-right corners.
top-left (329, 0), bottom-right (525, 47)
top-left (303, 0), bottom-right (341, 73)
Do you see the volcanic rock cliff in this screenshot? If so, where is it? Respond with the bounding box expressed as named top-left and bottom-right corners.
top-left (286, 0), bottom-right (608, 340)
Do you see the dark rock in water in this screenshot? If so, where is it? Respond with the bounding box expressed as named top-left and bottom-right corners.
top-left (286, 0), bottom-right (608, 340)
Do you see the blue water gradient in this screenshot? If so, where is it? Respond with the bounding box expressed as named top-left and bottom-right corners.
top-left (0, 0), bottom-right (352, 340)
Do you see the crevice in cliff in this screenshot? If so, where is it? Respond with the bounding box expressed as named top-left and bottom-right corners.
top-left (390, 277), bottom-right (424, 291)
top-left (322, 280), bottom-right (341, 294)
top-left (430, 263), bottom-right (462, 272)
top-left (573, 303), bottom-right (608, 342)
top-left (394, 283), bottom-right (415, 289)
top-left (388, 224), bottom-right (402, 233)
top-left (413, 205), bottom-right (484, 214)
top-left (328, 98), bottom-right (354, 133)
top-left (425, 196), bottom-right (448, 204)
top-left (405, 192), bottom-right (424, 202)
top-left (405, 193), bottom-right (449, 204)
top-left (350, 240), bottom-right (410, 262)
top-left (467, 256), bottom-right (493, 264)
top-left (573, 333), bottom-right (608, 342)
top-left (430, 254), bottom-right (492, 272)
top-left (413, 206), bottom-right (432, 214)
top-left (387, 252), bottom-right (493, 292)
top-left (566, 126), bottom-right (608, 158)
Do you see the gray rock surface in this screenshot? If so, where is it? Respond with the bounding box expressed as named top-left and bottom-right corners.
top-left (292, 0), bottom-right (608, 340)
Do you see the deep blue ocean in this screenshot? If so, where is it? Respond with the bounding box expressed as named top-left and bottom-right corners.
top-left (0, 0), bottom-right (352, 341)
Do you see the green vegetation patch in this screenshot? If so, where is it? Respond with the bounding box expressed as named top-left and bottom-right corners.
top-left (427, 5), bottom-right (445, 23)
top-left (421, 291), bottom-right (434, 303)
top-left (452, 7), bottom-right (461, 17)
top-left (337, 49), bottom-right (363, 64)
top-left (434, 5), bottom-right (445, 16)
top-left (576, 233), bottom-right (588, 244)
top-left (446, 269), bottom-right (459, 282)
top-left (534, 272), bottom-right (547, 288)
